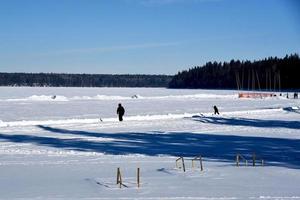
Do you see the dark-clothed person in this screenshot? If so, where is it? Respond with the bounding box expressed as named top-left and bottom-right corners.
top-left (213, 105), bottom-right (220, 115)
top-left (117, 103), bottom-right (125, 121)
top-left (294, 92), bottom-right (298, 99)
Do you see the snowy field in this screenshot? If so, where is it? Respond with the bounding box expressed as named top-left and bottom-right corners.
top-left (0, 87), bottom-right (300, 200)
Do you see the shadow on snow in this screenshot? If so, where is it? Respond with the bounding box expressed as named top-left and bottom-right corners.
top-left (192, 116), bottom-right (300, 129)
top-left (0, 124), bottom-right (299, 169)
top-left (282, 107), bottom-right (300, 114)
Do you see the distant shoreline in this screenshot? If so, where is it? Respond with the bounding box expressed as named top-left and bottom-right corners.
top-left (0, 72), bottom-right (173, 88)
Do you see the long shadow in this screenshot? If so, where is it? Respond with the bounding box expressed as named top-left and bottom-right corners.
top-left (0, 125), bottom-right (299, 169)
top-left (192, 116), bottom-right (300, 129)
top-left (283, 107), bottom-right (300, 114)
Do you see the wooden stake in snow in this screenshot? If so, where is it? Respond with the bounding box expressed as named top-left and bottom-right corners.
top-left (252, 153), bottom-right (264, 167)
top-left (137, 168), bottom-right (140, 188)
top-left (252, 153), bottom-right (256, 167)
top-left (236, 154), bottom-right (240, 167)
top-left (116, 167), bottom-right (122, 188)
top-left (236, 154), bottom-right (248, 167)
top-left (176, 157), bottom-right (185, 172)
top-left (192, 155), bottom-right (203, 171)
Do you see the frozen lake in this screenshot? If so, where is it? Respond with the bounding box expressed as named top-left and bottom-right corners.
top-left (0, 87), bottom-right (297, 122)
top-left (0, 87), bottom-right (299, 199)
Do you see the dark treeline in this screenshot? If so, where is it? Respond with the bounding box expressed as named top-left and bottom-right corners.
top-left (169, 54), bottom-right (300, 90)
top-left (0, 73), bottom-right (173, 87)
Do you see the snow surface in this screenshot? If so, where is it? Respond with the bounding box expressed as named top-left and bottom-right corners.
top-left (0, 87), bottom-right (300, 200)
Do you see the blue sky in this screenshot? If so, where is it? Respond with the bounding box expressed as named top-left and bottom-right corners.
top-left (0, 0), bottom-right (299, 74)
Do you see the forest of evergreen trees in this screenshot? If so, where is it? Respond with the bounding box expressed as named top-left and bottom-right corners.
top-left (0, 73), bottom-right (172, 87)
top-left (1, 54), bottom-right (299, 89)
top-left (169, 54), bottom-right (300, 90)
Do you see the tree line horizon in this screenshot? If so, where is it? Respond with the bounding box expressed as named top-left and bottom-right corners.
top-left (0, 54), bottom-right (299, 90)
top-left (169, 53), bottom-right (300, 90)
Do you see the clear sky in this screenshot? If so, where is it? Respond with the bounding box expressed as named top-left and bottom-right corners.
top-left (0, 0), bottom-right (299, 75)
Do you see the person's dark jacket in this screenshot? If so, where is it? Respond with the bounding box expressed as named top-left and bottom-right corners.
top-left (117, 105), bottom-right (125, 116)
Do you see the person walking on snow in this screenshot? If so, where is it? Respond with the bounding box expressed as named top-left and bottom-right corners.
top-left (213, 105), bottom-right (220, 115)
top-left (117, 103), bottom-right (125, 121)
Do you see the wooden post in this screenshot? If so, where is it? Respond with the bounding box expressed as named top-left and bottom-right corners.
top-left (252, 153), bottom-right (256, 167)
top-left (182, 157), bottom-right (186, 172)
top-left (200, 156), bottom-right (203, 171)
top-left (119, 170), bottom-right (122, 188)
top-left (117, 168), bottom-right (120, 184)
top-left (236, 154), bottom-right (240, 167)
top-left (176, 157), bottom-right (185, 171)
top-left (175, 157), bottom-right (181, 169)
top-left (137, 168), bottom-right (140, 188)
top-left (176, 157), bottom-right (182, 169)
top-left (192, 159), bottom-right (195, 169)
top-left (116, 168), bottom-right (122, 188)
top-left (192, 156), bottom-right (203, 171)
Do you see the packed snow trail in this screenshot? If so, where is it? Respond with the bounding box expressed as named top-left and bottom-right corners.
top-left (0, 107), bottom-right (290, 127)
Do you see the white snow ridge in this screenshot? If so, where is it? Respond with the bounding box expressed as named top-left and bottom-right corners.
top-left (1, 93), bottom-right (236, 102)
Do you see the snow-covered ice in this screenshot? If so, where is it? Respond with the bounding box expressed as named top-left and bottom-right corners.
top-left (0, 87), bottom-right (299, 200)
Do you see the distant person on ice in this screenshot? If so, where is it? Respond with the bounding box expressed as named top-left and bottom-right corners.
top-left (117, 103), bottom-right (125, 121)
top-left (213, 105), bottom-right (219, 115)
top-left (294, 92), bottom-right (298, 99)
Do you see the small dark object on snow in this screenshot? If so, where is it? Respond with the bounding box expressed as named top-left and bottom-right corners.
top-left (51, 95), bottom-right (56, 99)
